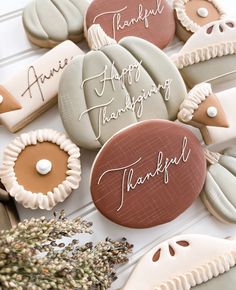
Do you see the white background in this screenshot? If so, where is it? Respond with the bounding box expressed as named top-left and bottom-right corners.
top-left (0, 0), bottom-right (236, 289)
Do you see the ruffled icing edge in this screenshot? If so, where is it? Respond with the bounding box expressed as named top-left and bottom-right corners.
top-left (0, 129), bottom-right (81, 210)
top-left (174, 0), bottom-right (226, 33)
top-left (173, 41), bottom-right (236, 69)
top-left (154, 250), bottom-right (236, 290)
top-left (178, 82), bottom-right (212, 122)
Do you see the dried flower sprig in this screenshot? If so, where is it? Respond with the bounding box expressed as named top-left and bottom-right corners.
top-left (0, 211), bottom-right (133, 290)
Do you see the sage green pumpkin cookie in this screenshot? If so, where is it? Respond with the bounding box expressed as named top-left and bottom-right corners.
top-left (23, 0), bottom-right (89, 48)
top-left (58, 25), bottom-right (187, 150)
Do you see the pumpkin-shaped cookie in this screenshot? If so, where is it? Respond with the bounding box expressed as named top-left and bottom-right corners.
top-left (0, 129), bottom-right (81, 210)
top-left (59, 25), bottom-right (187, 150)
top-left (174, 0), bottom-right (226, 42)
top-left (172, 18), bottom-right (236, 89)
top-left (123, 235), bottom-right (236, 290)
top-left (85, 0), bottom-right (175, 49)
top-left (202, 147), bottom-right (236, 223)
top-left (23, 0), bottom-right (89, 48)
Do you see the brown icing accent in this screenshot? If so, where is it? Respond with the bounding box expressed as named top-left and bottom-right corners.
top-left (86, 0), bottom-right (175, 49)
top-left (175, 11), bottom-right (193, 42)
top-left (176, 240), bottom-right (190, 247)
top-left (169, 245), bottom-right (175, 256)
top-left (185, 0), bottom-right (221, 28)
top-left (14, 142), bottom-right (69, 194)
top-left (192, 93), bottom-right (229, 128)
top-left (0, 85), bottom-right (21, 114)
top-left (91, 120), bottom-right (206, 228)
top-left (153, 248), bottom-right (161, 262)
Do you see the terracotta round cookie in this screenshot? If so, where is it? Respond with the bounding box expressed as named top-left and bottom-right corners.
top-left (174, 0), bottom-right (226, 42)
top-left (0, 129), bottom-right (81, 210)
top-left (90, 120), bottom-right (206, 228)
top-left (123, 234), bottom-right (236, 290)
top-left (23, 0), bottom-right (89, 48)
top-left (85, 0), bottom-right (175, 49)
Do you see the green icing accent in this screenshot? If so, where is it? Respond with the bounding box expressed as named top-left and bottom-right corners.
top-left (192, 266), bottom-right (236, 290)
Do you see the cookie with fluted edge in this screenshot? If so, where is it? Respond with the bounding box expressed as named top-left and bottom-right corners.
top-left (174, 0), bottom-right (226, 42)
top-left (0, 129), bottom-right (81, 210)
top-left (123, 234), bottom-right (236, 290)
top-left (23, 0), bottom-right (89, 48)
top-left (172, 18), bottom-right (236, 89)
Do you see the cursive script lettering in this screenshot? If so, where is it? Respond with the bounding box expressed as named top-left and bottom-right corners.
top-left (93, 0), bottom-right (165, 39)
top-left (21, 58), bottom-right (71, 102)
top-left (98, 137), bottom-right (191, 211)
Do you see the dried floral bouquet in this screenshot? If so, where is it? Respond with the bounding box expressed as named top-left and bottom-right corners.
top-left (0, 211), bottom-right (133, 290)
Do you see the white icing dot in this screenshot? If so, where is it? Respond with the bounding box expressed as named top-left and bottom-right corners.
top-left (197, 7), bottom-right (209, 18)
top-left (0, 95), bottom-right (3, 104)
top-left (36, 159), bottom-right (52, 175)
top-left (207, 106), bottom-right (218, 118)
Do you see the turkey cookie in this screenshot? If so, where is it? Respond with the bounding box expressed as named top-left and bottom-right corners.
top-left (178, 83), bottom-right (229, 145)
top-left (0, 41), bottom-right (82, 133)
top-left (172, 18), bottom-right (236, 89)
top-left (202, 146), bottom-right (236, 224)
top-left (174, 0), bottom-right (226, 42)
top-left (123, 234), bottom-right (236, 290)
top-left (0, 129), bottom-right (81, 210)
top-left (90, 120), bottom-right (206, 228)
top-left (59, 24), bottom-right (187, 150)
top-left (23, 0), bottom-right (89, 48)
top-left (85, 0), bottom-right (175, 49)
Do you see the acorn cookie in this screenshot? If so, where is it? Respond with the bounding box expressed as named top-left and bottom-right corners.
top-left (174, 0), bottom-right (226, 42)
top-left (123, 234), bottom-right (236, 290)
top-left (0, 129), bottom-right (81, 210)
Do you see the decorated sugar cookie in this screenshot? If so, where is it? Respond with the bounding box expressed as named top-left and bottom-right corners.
top-left (59, 24), bottom-right (187, 150)
top-left (202, 146), bottom-right (236, 223)
top-left (0, 129), bottom-right (81, 210)
top-left (174, 0), bottom-right (226, 42)
top-left (172, 18), bottom-right (236, 89)
top-left (0, 41), bottom-right (82, 133)
top-left (23, 0), bottom-right (89, 48)
top-left (90, 120), bottom-right (206, 228)
top-left (123, 234), bottom-right (236, 290)
top-left (85, 0), bottom-right (175, 49)
top-left (178, 83), bottom-right (229, 145)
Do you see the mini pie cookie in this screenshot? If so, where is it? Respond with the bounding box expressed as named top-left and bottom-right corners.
top-left (174, 0), bottom-right (226, 42)
top-left (90, 120), bottom-right (206, 228)
top-left (0, 40), bottom-right (82, 133)
top-left (59, 24), bottom-right (187, 150)
top-left (123, 234), bottom-right (236, 290)
top-left (178, 83), bottom-right (229, 145)
top-left (172, 18), bottom-right (236, 89)
top-left (202, 146), bottom-right (236, 224)
top-left (23, 0), bottom-right (89, 48)
top-left (85, 0), bottom-right (175, 49)
top-left (0, 129), bottom-right (81, 210)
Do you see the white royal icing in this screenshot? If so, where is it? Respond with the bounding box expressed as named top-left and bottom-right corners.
top-left (178, 82), bottom-right (212, 122)
top-left (0, 95), bottom-right (3, 104)
top-left (123, 235), bottom-right (236, 290)
top-left (174, 0), bottom-right (226, 33)
top-left (197, 7), bottom-right (209, 18)
top-left (207, 106), bottom-right (218, 118)
top-left (0, 129), bottom-right (81, 210)
top-left (36, 159), bottom-right (52, 175)
top-left (172, 19), bottom-right (236, 69)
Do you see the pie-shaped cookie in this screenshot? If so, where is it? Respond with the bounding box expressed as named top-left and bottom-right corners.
top-left (0, 129), bottom-right (81, 210)
top-left (123, 234), bottom-right (236, 290)
top-left (174, 0), bottom-right (226, 42)
top-left (23, 0), bottom-right (89, 48)
top-left (172, 18), bottom-right (236, 89)
top-left (85, 0), bottom-right (175, 49)
top-left (178, 83), bottom-right (229, 145)
top-left (59, 24), bottom-right (187, 150)
top-left (90, 120), bottom-right (206, 228)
